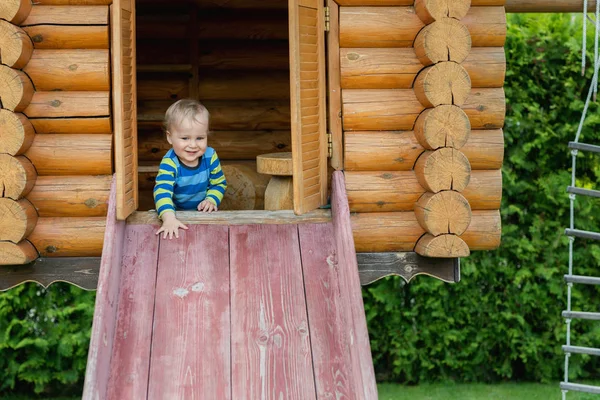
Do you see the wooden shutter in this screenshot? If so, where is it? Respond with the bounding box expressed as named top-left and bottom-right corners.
top-left (111, 0), bottom-right (138, 220)
top-left (289, 0), bottom-right (328, 215)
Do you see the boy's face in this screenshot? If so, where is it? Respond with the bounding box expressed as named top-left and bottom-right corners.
top-left (166, 116), bottom-right (208, 168)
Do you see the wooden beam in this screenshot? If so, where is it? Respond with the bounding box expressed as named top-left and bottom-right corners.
top-left (357, 252), bottom-right (460, 284)
top-left (127, 210), bottom-right (332, 225)
top-left (505, 0), bottom-right (597, 13)
top-left (0, 257), bottom-right (100, 291)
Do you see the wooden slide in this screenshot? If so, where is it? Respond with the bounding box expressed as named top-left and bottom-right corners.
top-left (82, 172), bottom-right (377, 399)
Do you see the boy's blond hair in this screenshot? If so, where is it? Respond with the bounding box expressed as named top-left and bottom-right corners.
top-left (163, 99), bottom-right (210, 133)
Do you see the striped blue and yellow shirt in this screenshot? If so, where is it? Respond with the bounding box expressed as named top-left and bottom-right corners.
top-left (153, 147), bottom-right (227, 218)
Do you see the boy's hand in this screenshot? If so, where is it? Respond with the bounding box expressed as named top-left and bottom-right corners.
top-left (156, 211), bottom-right (188, 239)
top-left (198, 199), bottom-right (217, 213)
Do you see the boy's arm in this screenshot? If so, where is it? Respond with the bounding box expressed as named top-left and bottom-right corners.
top-left (205, 151), bottom-right (227, 207)
top-left (153, 158), bottom-right (177, 218)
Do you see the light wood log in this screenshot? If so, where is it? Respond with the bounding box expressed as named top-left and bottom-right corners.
top-left (0, 66), bottom-right (34, 112)
top-left (414, 18), bottom-right (471, 65)
top-left (34, 0), bottom-right (112, 4)
top-left (505, 0), bottom-right (597, 13)
top-left (30, 117), bottom-right (111, 134)
top-left (0, 155), bottom-right (37, 199)
top-left (138, 125), bottom-right (291, 161)
top-left (138, 161), bottom-right (270, 211)
top-left (257, 152), bottom-right (293, 176)
top-left (0, 0), bottom-right (32, 25)
top-left (342, 88), bottom-right (505, 131)
top-left (25, 134), bottom-right (112, 176)
top-left (0, 198), bottom-right (38, 243)
top-left (23, 50), bottom-right (109, 91)
top-left (351, 209), bottom-right (500, 252)
top-left (136, 0), bottom-right (290, 8)
top-left (414, 105), bottom-right (470, 150)
top-left (28, 217), bottom-right (105, 257)
top-left (24, 25), bottom-right (109, 49)
top-left (137, 10), bottom-right (288, 41)
top-left (0, 21), bottom-right (33, 69)
top-left (415, 148), bottom-right (471, 192)
top-left (263, 176), bottom-right (293, 211)
top-left (344, 129), bottom-right (503, 171)
top-left (138, 100), bottom-right (290, 130)
top-left (27, 175), bottom-right (111, 217)
top-left (340, 47), bottom-right (505, 89)
top-left (23, 92), bottom-right (110, 118)
top-left (339, 6), bottom-right (505, 48)
top-left (415, 0), bottom-right (471, 24)
top-left (0, 110), bottom-right (35, 156)
top-left (414, 62), bottom-right (472, 108)
top-left (415, 234), bottom-right (470, 257)
top-left (345, 170), bottom-right (500, 212)
top-left (21, 6), bottom-right (109, 26)
top-left (128, 209), bottom-right (331, 225)
top-left (415, 191), bottom-right (471, 236)
top-left (0, 240), bottom-right (38, 265)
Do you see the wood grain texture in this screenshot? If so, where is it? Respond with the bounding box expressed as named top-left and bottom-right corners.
top-left (257, 152), bottom-right (293, 176)
top-left (30, 117), bottom-right (111, 134)
top-left (413, 62), bottom-right (472, 108)
top-left (105, 225), bottom-right (159, 400)
top-left (0, 154), bottom-right (37, 200)
top-left (414, 191), bottom-right (472, 236)
top-left (25, 134), bottom-right (112, 176)
top-left (0, 110), bottom-right (35, 156)
top-left (0, 0), bottom-right (32, 24)
top-left (298, 223), bottom-right (356, 399)
top-left (0, 257), bottom-right (100, 290)
top-left (0, 198), bottom-right (38, 243)
top-left (356, 252), bottom-right (459, 284)
top-left (414, 105), bottom-right (471, 150)
top-left (0, 20), bottom-right (33, 69)
top-left (148, 225), bottom-right (230, 400)
top-left (230, 224), bottom-right (317, 399)
top-left (331, 171), bottom-right (378, 399)
top-left (414, 148), bottom-right (471, 193)
top-left (22, 5), bottom-right (109, 25)
top-left (23, 92), bottom-right (110, 118)
top-left (328, 0), bottom-right (344, 170)
top-left (415, 233), bottom-right (471, 257)
top-left (24, 50), bottom-right (110, 91)
top-left (414, 18), bottom-right (471, 65)
top-left (415, 0), bottom-right (471, 24)
top-left (0, 240), bottom-right (38, 266)
top-left (0, 66), bottom-right (34, 112)
top-left (27, 175), bottom-right (111, 217)
top-left (28, 216), bottom-right (105, 257)
top-left (24, 25), bottom-right (109, 49)
top-left (127, 209), bottom-right (331, 225)
top-left (82, 176), bottom-right (125, 400)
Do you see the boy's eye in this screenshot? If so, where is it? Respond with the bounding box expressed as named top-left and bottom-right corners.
top-left (181, 137), bottom-right (188, 140)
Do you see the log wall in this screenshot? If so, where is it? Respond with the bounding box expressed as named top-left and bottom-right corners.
top-left (0, 0), bottom-right (112, 263)
top-left (134, 2), bottom-right (291, 211)
top-left (339, 1), bottom-right (506, 255)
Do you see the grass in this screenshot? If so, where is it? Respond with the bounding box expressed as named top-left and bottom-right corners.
top-left (377, 383), bottom-right (600, 400)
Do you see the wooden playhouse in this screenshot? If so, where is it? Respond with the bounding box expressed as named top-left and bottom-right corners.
top-left (0, 0), bottom-right (520, 286)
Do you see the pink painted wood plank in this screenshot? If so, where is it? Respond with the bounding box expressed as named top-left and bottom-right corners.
top-left (105, 224), bottom-right (160, 400)
top-left (83, 175), bottom-right (126, 400)
top-left (332, 171), bottom-right (378, 400)
top-left (298, 223), bottom-right (356, 399)
top-left (147, 225), bottom-right (231, 400)
top-left (230, 224), bottom-right (317, 400)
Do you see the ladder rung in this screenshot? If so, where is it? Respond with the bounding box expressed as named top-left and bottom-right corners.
top-left (561, 382), bottom-right (600, 394)
top-left (569, 141), bottom-right (600, 153)
top-left (562, 311), bottom-right (600, 321)
top-left (563, 345), bottom-right (600, 356)
top-left (564, 274), bottom-right (600, 285)
top-left (567, 186), bottom-right (600, 198)
top-left (565, 228), bottom-right (600, 241)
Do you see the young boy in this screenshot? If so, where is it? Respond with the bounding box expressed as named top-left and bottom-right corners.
top-left (153, 99), bottom-right (227, 239)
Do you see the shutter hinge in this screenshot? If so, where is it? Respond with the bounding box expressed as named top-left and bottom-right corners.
top-left (325, 6), bottom-right (330, 32)
top-left (327, 132), bottom-right (333, 158)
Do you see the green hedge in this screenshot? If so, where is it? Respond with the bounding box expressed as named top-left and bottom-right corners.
top-left (365, 13), bottom-right (600, 383)
top-left (1, 12), bottom-right (600, 396)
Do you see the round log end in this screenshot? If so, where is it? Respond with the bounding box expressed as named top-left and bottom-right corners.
top-left (415, 233), bottom-right (470, 258)
top-left (414, 105), bottom-right (471, 150)
top-left (0, 65), bottom-right (34, 112)
top-left (0, 0), bottom-right (32, 25)
top-left (256, 152), bottom-right (293, 176)
top-left (0, 240), bottom-right (38, 265)
top-left (0, 198), bottom-right (38, 243)
top-left (414, 18), bottom-right (472, 66)
top-left (415, 148), bottom-right (471, 192)
top-left (414, 62), bottom-right (472, 108)
top-left (0, 154), bottom-right (37, 199)
top-left (219, 163), bottom-right (270, 210)
top-left (415, 191), bottom-right (472, 236)
top-left (0, 20), bottom-right (33, 69)
top-left (0, 110), bottom-right (35, 155)
top-left (415, 0), bottom-right (472, 24)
